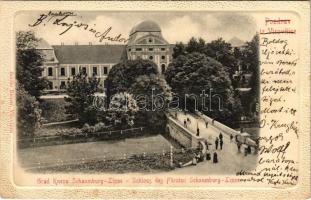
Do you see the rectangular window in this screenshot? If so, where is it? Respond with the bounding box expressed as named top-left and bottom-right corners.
top-left (135, 48), bottom-right (142, 51)
top-left (60, 81), bottom-right (66, 89)
top-left (81, 67), bottom-right (87, 74)
top-left (148, 48), bottom-right (153, 51)
top-left (93, 66), bottom-right (97, 75)
top-left (103, 66), bottom-right (108, 75)
top-left (48, 67), bottom-right (53, 76)
top-left (161, 48), bottom-right (166, 51)
top-left (60, 67), bottom-right (65, 76)
top-left (71, 68), bottom-right (76, 76)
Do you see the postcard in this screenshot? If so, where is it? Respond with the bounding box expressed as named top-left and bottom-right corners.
top-left (0, 1), bottom-right (310, 199)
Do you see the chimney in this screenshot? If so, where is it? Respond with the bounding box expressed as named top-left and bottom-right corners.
top-left (89, 42), bottom-right (92, 45)
top-left (61, 42), bottom-right (64, 45)
top-left (75, 42), bottom-right (78, 45)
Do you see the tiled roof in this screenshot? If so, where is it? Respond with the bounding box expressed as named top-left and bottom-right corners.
top-left (37, 38), bottom-right (53, 49)
top-left (52, 45), bottom-right (126, 64)
top-left (41, 49), bottom-right (59, 63)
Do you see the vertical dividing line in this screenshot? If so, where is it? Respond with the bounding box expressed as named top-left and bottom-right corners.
top-left (170, 145), bottom-right (173, 167)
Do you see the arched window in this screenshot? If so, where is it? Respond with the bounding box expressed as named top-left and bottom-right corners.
top-left (161, 64), bottom-right (166, 74)
top-left (161, 55), bottom-right (165, 60)
top-left (149, 55), bottom-right (153, 60)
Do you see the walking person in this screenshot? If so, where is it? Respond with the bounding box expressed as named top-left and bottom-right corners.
top-left (205, 121), bottom-right (208, 128)
top-left (205, 139), bottom-right (209, 150)
top-left (237, 142), bottom-right (241, 153)
top-left (213, 152), bottom-right (218, 163)
top-left (215, 137), bottom-right (219, 150)
top-left (247, 145), bottom-right (251, 154)
top-left (192, 153), bottom-right (197, 165)
top-left (220, 139), bottom-right (224, 150)
top-left (184, 119), bottom-right (187, 128)
top-left (244, 146), bottom-right (248, 156)
top-left (219, 132), bottom-right (223, 141)
top-left (187, 117), bottom-right (191, 124)
top-left (196, 127), bottom-right (200, 136)
top-left (230, 134), bottom-right (233, 143)
top-left (206, 151), bottom-right (211, 161)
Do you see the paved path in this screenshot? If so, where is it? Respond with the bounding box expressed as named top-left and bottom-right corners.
top-left (170, 111), bottom-right (257, 174)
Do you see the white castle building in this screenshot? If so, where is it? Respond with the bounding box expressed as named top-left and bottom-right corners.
top-left (39, 20), bottom-right (172, 93)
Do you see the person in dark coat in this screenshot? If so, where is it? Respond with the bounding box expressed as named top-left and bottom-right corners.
top-left (205, 140), bottom-right (209, 150)
top-left (205, 121), bottom-right (208, 128)
top-left (213, 152), bottom-right (218, 163)
top-left (247, 145), bottom-right (251, 154)
top-left (184, 119), bottom-right (187, 127)
top-left (215, 137), bottom-right (219, 150)
top-left (237, 142), bottom-right (241, 153)
top-left (220, 139), bottom-right (224, 150)
top-left (230, 134), bottom-right (233, 142)
top-left (206, 152), bottom-right (211, 160)
top-left (192, 153), bottom-right (197, 165)
top-left (219, 132), bottom-right (223, 141)
top-left (187, 117), bottom-right (191, 124)
top-left (196, 127), bottom-right (200, 136)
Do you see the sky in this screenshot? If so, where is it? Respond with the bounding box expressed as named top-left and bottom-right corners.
top-left (15, 11), bottom-right (258, 45)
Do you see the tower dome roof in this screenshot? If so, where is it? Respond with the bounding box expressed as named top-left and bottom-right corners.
top-left (130, 20), bottom-right (161, 36)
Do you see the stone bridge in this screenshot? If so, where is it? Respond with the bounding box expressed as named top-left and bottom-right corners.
top-left (166, 111), bottom-right (257, 154)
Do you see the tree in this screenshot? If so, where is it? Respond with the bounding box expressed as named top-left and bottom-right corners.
top-left (172, 42), bottom-right (186, 59)
top-left (172, 37), bottom-right (238, 79)
top-left (65, 72), bottom-right (100, 124)
top-left (165, 52), bottom-right (241, 124)
top-left (241, 34), bottom-right (259, 96)
top-left (239, 34), bottom-right (260, 117)
top-left (129, 74), bottom-right (172, 131)
top-left (106, 59), bottom-right (158, 99)
top-left (186, 37), bottom-right (206, 54)
top-left (205, 38), bottom-right (237, 77)
top-left (104, 92), bottom-right (139, 129)
top-left (16, 84), bottom-right (43, 138)
top-left (16, 31), bottom-right (48, 97)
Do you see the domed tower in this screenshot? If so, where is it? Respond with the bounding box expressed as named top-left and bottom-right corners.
top-left (126, 20), bottom-right (171, 74)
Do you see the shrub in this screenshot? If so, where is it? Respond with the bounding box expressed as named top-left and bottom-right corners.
top-left (17, 84), bottom-right (43, 138)
top-left (40, 99), bottom-right (72, 123)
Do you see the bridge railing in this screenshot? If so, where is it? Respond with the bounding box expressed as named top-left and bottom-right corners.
top-left (195, 111), bottom-right (257, 147)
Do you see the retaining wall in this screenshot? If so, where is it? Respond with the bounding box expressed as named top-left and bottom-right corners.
top-left (167, 117), bottom-right (205, 149)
